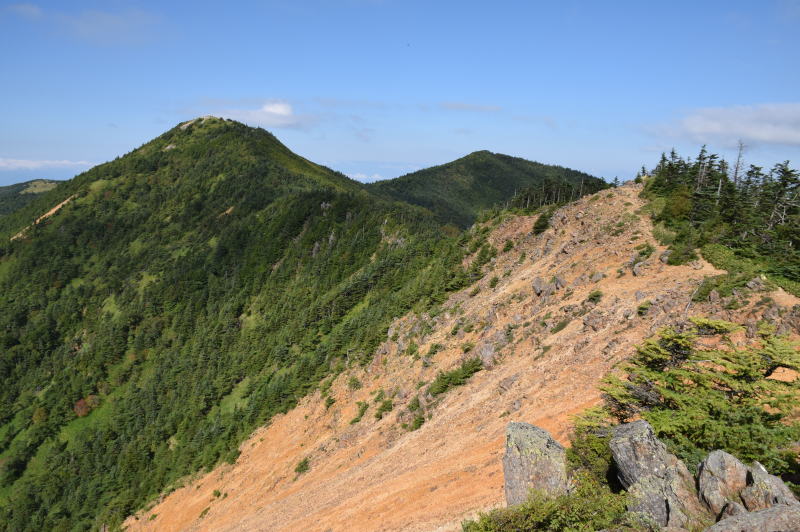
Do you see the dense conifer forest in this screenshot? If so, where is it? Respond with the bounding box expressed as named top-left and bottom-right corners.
top-left (0, 180), bottom-right (58, 216)
top-left (0, 118), bottom-right (605, 530)
top-left (641, 148), bottom-right (799, 296)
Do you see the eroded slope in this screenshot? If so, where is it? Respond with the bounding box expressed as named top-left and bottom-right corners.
top-left (126, 184), bottom-right (799, 532)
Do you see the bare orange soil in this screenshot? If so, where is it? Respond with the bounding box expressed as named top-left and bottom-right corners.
top-left (126, 184), bottom-right (799, 532)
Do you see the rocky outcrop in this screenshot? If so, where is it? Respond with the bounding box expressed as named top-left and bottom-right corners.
top-left (500, 420), bottom-right (799, 530)
top-left (740, 462), bottom-right (799, 511)
top-left (705, 505), bottom-right (800, 532)
top-left (502, 422), bottom-right (569, 505)
top-left (697, 450), bottom-right (750, 518)
top-left (609, 420), bottom-right (709, 529)
top-left (532, 276), bottom-right (557, 297)
top-left (696, 450), bottom-right (799, 522)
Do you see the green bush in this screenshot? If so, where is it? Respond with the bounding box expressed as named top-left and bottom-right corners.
top-left (349, 401), bottom-right (368, 424)
top-left (429, 357), bottom-right (483, 396)
top-left (550, 319), bottom-right (570, 334)
top-left (462, 473), bottom-right (630, 532)
top-left (348, 376), bottom-right (362, 390)
top-left (294, 458), bottom-right (310, 475)
top-left (586, 290), bottom-right (603, 304)
top-left (374, 399), bottom-right (393, 420)
top-left (602, 321), bottom-right (800, 475)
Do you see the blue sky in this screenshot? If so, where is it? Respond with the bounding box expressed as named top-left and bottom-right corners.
top-left (1, 0), bottom-right (799, 186)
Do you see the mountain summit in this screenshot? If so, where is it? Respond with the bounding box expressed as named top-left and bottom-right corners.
top-left (368, 150), bottom-right (606, 227)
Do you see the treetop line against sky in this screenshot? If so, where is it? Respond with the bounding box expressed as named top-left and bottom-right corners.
top-left (1, 0), bottom-right (799, 186)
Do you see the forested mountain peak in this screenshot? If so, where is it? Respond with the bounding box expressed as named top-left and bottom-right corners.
top-left (367, 149), bottom-right (607, 227)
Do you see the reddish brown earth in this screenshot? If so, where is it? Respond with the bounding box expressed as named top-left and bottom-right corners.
top-left (125, 184), bottom-right (799, 532)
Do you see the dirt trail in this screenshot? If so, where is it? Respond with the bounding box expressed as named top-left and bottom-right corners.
top-left (10, 194), bottom-right (75, 241)
top-left (126, 184), bottom-right (799, 532)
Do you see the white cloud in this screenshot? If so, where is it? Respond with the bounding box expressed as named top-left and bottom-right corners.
top-left (7, 3), bottom-right (42, 18)
top-left (219, 100), bottom-right (316, 129)
top-left (663, 103), bottom-right (800, 147)
top-left (0, 158), bottom-right (92, 170)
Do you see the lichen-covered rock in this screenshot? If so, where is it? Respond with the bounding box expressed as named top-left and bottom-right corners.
top-left (704, 504), bottom-right (800, 532)
top-left (610, 421), bottom-right (709, 529)
top-left (697, 450), bottom-right (749, 518)
top-left (739, 461), bottom-right (799, 512)
top-left (503, 422), bottom-right (569, 506)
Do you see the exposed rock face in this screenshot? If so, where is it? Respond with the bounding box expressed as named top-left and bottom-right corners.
top-left (503, 422), bottom-right (569, 506)
top-left (697, 450), bottom-right (749, 518)
top-left (705, 504), bottom-right (800, 532)
top-left (609, 421), bottom-right (709, 529)
top-left (532, 276), bottom-right (557, 297)
top-left (740, 462), bottom-right (799, 512)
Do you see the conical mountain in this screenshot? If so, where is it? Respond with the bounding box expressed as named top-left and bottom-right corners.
top-left (367, 150), bottom-right (607, 227)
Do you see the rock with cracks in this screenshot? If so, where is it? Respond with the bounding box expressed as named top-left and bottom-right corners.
top-left (502, 422), bottom-right (569, 506)
top-left (739, 461), bottom-right (799, 512)
top-left (697, 450), bottom-right (750, 518)
top-left (704, 504), bottom-right (800, 532)
top-left (609, 420), bottom-right (709, 529)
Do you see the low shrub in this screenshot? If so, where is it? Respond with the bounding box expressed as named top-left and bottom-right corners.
top-left (429, 358), bottom-right (482, 396)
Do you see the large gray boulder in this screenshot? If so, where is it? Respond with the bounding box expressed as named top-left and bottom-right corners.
top-left (704, 504), bottom-right (800, 531)
top-left (739, 462), bottom-right (799, 512)
top-left (610, 421), bottom-right (709, 529)
top-left (698, 450), bottom-right (750, 518)
top-left (503, 422), bottom-right (569, 506)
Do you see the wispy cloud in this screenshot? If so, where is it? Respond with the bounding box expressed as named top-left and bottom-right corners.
top-left (218, 100), bottom-right (317, 129)
top-left (0, 158), bottom-right (92, 170)
top-left (7, 4), bottom-right (163, 45)
top-left (56, 8), bottom-right (162, 45)
top-left (7, 3), bottom-right (42, 19)
top-left (656, 103), bottom-right (800, 147)
top-left (440, 101), bottom-right (502, 113)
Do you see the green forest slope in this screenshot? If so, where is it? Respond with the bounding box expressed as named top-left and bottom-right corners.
top-left (0, 179), bottom-right (59, 216)
top-left (367, 150), bottom-right (607, 227)
top-left (0, 118), bottom-right (602, 530)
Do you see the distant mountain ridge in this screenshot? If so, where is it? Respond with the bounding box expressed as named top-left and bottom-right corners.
top-left (367, 150), bottom-right (607, 227)
top-left (0, 179), bottom-right (59, 216)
